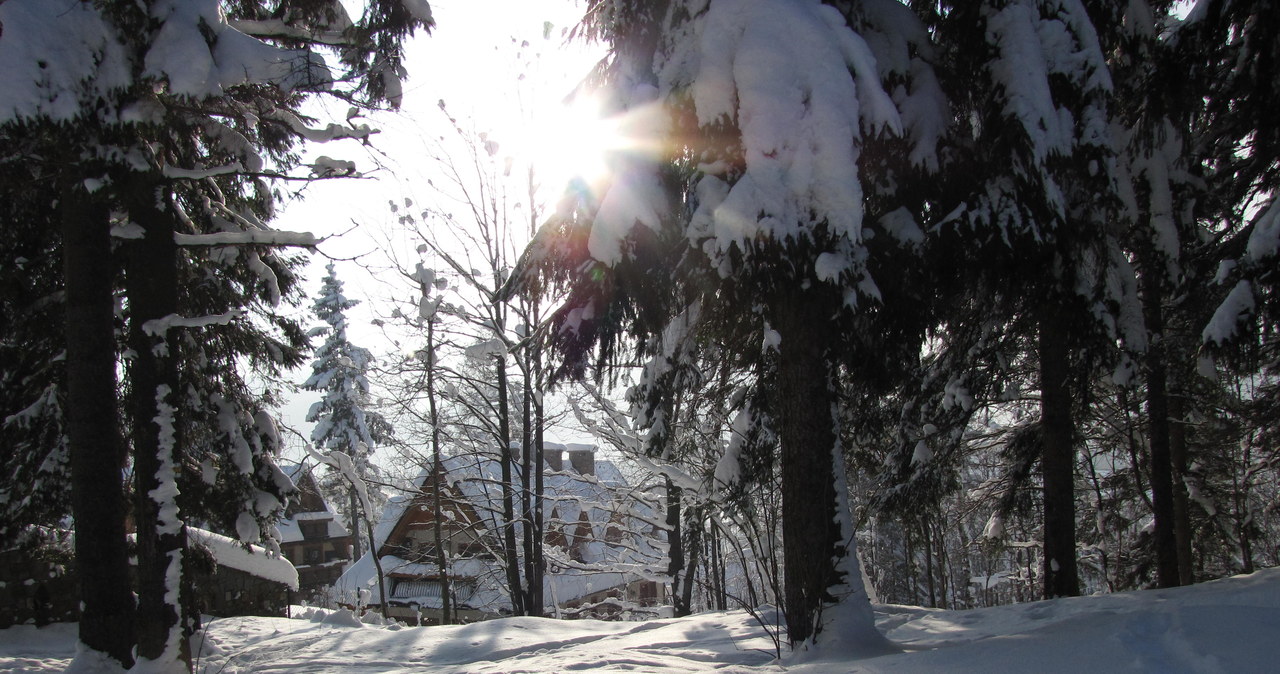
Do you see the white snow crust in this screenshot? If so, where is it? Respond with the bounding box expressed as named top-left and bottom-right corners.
top-left (0, 0), bottom-right (131, 123)
top-left (9, 567), bottom-right (1279, 672)
top-left (189, 526), bottom-right (299, 590)
top-left (1202, 280), bottom-right (1255, 346)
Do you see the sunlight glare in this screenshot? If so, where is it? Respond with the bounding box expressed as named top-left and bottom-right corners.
top-left (523, 94), bottom-right (622, 196)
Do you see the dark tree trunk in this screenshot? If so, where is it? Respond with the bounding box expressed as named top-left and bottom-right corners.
top-left (934, 516), bottom-right (951, 609)
top-left (1039, 311), bottom-right (1080, 598)
top-left (366, 512), bottom-right (389, 617)
top-left (906, 522), bottom-right (918, 603)
top-left (60, 176), bottom-right (136, 668)
top-left (921, 516), bottom-right (937, 607)
top-left (530, 384), bottom-right (547, 616)
top-left (124, 174), bottom-right (189, 667)
top-left (350, 488), bottom-right (363, 561)
top-left (679, 506), bottom-right (703, 615)
top-left (710, 522), bottom-right (726, 610)
top-left (1141, 271), bottom-right (1180, 588)
top-left (665, 478), bottom-right (689, 616)
top-left (430, 463), bottom-right (451, 624)
top-left (495, 357), bottom-right (524, 614)
top-left (773, 292), bottom-right (843, 646)
top-left (1169, 394), bottom-right (1194, 584)
top-left (1235, 440), bottom-right (1255, 574)
top-left (519, 366), bottom-right (536, 616)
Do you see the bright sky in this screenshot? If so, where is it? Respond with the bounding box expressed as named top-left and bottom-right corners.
top-left (274, 0), bottom-right (605, 459)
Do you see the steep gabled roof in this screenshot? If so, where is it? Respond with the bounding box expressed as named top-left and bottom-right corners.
top-left (335, 443), bottom-right (665, 610)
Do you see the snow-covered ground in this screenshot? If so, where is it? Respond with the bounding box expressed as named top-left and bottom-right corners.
top-left (4, 567), bottom-right (1278, 673)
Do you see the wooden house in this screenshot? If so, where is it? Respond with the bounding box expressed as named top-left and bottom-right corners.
top-left (334, 444), bottom-right (667, 624)
top-left (277, 463), bottom-right (354, 601)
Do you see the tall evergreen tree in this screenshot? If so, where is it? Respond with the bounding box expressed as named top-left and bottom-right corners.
top-left (0, 0), bottom-right (430, 667)
top-left (516, 0), bottom-right (946, 650)
top-left (895, 0), bottom-right (1145, 599)
top-left (304, 262), bottom-right (394, 558)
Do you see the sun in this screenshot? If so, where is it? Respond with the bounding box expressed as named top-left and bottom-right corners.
top-left (521, 93), bottom-right (623, 197)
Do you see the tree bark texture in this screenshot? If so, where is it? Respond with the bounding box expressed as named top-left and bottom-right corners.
top-left (531, 389), bottom-right (547, 616)
top-left (773, 293), bottom-right (843, 645)
top-left (664, 479), bottom-right (689, 616)
top-left (349, 488), bottom-right (363, 561)
top-left (1039, 310), bottom-right (1080, 598)
top-left (495, 357), bottom-right (524, 615)
top-left (520, 374), bottom-right (536, 616)
top-left (1141, 271), bottom-right (1180, 588)
top-left (366, 512), bottom-right (390, 617)
top-left (1169, 394), bottom-right (1194, 584)
top-left (124, 175), bottom-right (190, 667)
top-left (60, 177), bottom-right (136, 668)
top-left (681, 507), bottom-right (704, 615)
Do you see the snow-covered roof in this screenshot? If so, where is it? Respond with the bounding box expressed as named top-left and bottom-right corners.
top-left (276, 462), bottom-right (350, 542)
top-left (371, 493), bottom-right (415, 553)
top-left (189, 527), bottom-right (298, 590)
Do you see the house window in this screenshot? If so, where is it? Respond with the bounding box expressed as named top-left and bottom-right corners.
top-left (305, 548), bottom-right (321, 564)
top-left (391, 580), bottom-right (442, 600)
top-left (391, 580), bottom-right (477, 604)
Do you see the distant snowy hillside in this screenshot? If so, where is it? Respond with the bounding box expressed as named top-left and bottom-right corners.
top-left (3, 567), bottom-right (1277, 672)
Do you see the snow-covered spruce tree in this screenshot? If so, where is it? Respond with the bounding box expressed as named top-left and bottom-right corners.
top-left (0, 0), bottom-right (430, 668)
top-left (1165, 0), bottom-right (1280, 581)
top-left (1, 4), bottom-right (144, 662)
top-left (901, 0), bottom-right (1280, 599)
top-left (513, 0), bottom-right (952, 651)
top-left (860, 1), bottom-right (1278, 602)
top-left (878, 0), bottom-right (1146, 600)
top-left (1185, 0), bottom-right (1280, 490)
top-left (1100, 0), bottom-right (1209, 589)
top-left (0, 155), bottom-right (75, 546)
top-left (304, 262), bottom-right (394, 559)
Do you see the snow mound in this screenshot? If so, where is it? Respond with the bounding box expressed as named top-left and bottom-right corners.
top-left (319, 608), bottom-right (365, 628)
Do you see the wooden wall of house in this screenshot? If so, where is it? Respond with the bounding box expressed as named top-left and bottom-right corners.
top-left (0, 543), bottom-right (291, 626)
top-left (192, 566), bottom-right (290, 619)
top-left (0, 547), bottom-right (78, 628)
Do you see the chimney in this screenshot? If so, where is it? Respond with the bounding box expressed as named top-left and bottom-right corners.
top-left (545, 447), bottom-right (563, 472)
top-left (567, 447), bottom-right (595, 476)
